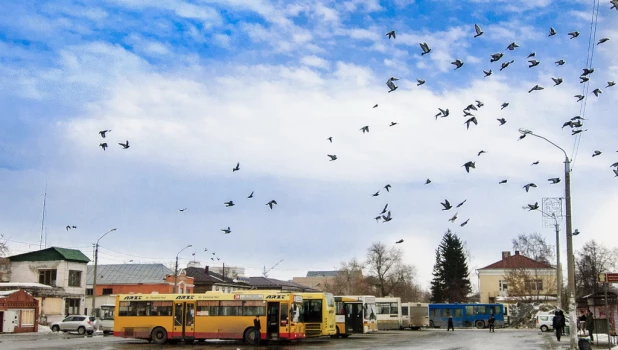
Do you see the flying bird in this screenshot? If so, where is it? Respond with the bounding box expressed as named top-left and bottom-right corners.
top-left (464, 117), bottom-right (478, 129)
top-left (456, 199), bottom-right (467, 208)
top-left (389, 122), bottom-right (398, 127)
top-left (592, 150), bottom-right (602, 157)
top-left (506, 42), bottom-right (519, 50)
top-left (527, 52), bottom-right (536, 58)
top-left (552, 77), bottom-right (563, 86)
top-left (380, 204), bottom-right (389, 214)
top-left (500, 60), bottom-right (515, 71)
top-left (574, 94), bottom-right (585, 102)
top-left (548, 177), bottom-right (561, 184)
top-left (531, 161), bottom-right (539, 165)
top-left (327, 137), bottom-right (332, 143)
top-left (179, 208), bottom-right (187, 212)
top-left (598, 38), bottom-right (610, 45)
top-left (475, 100), bottom-right (484, 108)
top-left (527, 202), bottom-right (539, 211)
top-left (382, 211), bottom-right (392, 222)
top-left (99, 130), bottom-right (111, 138)
top-left (248, 191), bottom-right (254, 198)
top-left (478, 150), bottom-right (486, 156)
top-left (529, 85), bottom-right (544, 93)
top-left (523, 183), bottom-right (537, 192)
top-left (580, 76), bottom-right (589, 83)
top-left (497, 118), bottom-right (507, 125)
top-left (448, 212), bottom-right (458, 222)
top-left (233, 162), bottom-right (240, 172)
top-left (549, 27), bottom-right (557, 36)
top-left (451, 59), bottom-right (464, 70)
top-left (386, 79), bottom-right (398, 93)
top-left (118, 141), bottom-right (130, 149)
top-left (420, 42), bottom-right (432, 55)
top-left (483, 69), bottom-right (492, 77)
top-left (425, 179), bottom-right (431, 185)
top-left (221, 227), bottom-right (231, 234)
top-left (435, 108), bottom-right (449, 119)
top-left (499, 179), bottom-right (507, 184)
top-left (568, 31), bottom-right (580, 39)
top-left (555, 59), bottom-right (566, 66)
top-left (614, 168), bottom-right (618, 177)
top-left (374, 216), bottom-right (382, 222)
top-left (360, 126), bottom-right (370, 133)
top-left (373, 104), bottom-right (378, 108)
top-left (582, 68), bottom-right (594, 76)
top-left (224, 201), bottom-right (235, 207)
top-left (99, 143), bottom-right (108, 151)
top-left (372, 191), bottom-right (380, 197)
top-left (395, 239), bottom-right (404, 244)
top-left (501, 103), bottom-right (509, 110)
top-left (417, 79), bottom-right (426, 86)
top-left (592, 88), bottom-right (602, 97)
top-left (528, 59), bottom-right (540, 68)
top-left (66, 225), bottom-right (77, 231)
top-left (460, 219), bottom-right (470, 227)
top-left (386, 30), bottom-right (396, 39)
top-left (572, 129), bottom-right (587, 136)
top-left (463, 161), bottom-right (476, 173)
top-left (441, 199), bottom-right (452, 211)
top-left (327, 154), bottom-right (338, 161)
top-left (474, 24), bottom-right (483, 37)
top-left (266, 200), bottom-right (277, 209)
top-left (607, 81), bottom-right (616, 88)
top-left (384, 184), bottom-right (391, 192)
top-left (490, 52), bottom-right (504, 63)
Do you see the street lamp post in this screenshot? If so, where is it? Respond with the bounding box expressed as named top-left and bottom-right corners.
top-left (174, 245), bottom-right (192, 294)
top-left (91, 228), bottom-right (117, 317)
top-left (519, 129), bottom-right (577, 349)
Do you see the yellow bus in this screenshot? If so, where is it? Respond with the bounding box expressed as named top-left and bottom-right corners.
top-left (334, 295), bottom-right (378, 337)
top-left (113, 290), bottom-right (305, 344)
top-left (298, 292), bottom-right (336, 337)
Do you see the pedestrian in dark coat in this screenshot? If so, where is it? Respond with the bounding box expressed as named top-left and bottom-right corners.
top-left (586, 309), bottom-right (595, 341)
top-left (552, 310), bottom-right (564, 341)
top-left (253, 315), bottom-right (261, 345)
top-left (488, 314), bottom-right (495, 332)
top-left (447, 315), bottom-right (454, 331)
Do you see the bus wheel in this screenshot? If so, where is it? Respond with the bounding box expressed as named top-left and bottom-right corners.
top-left (475, 320), bottom-right (484, 329)
top-left (151, 327), bottom-right (168, 345)
top-left (243, 328), bottom-right (255, 344)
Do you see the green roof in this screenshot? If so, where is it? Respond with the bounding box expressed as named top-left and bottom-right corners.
top-left (8, 247), bottom-right (90, 263)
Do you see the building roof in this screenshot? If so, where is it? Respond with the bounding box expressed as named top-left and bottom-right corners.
top-left (306, 271), bottom-right (338, 277)
top-left (0, 282), bottom-right (53, 289)
top-left (86, 264), bottom-right (173, 285)
top-left (479, 252), bottom-right (555, 270)
top-left (184, 267), bottom-right (247, 286)
top-left (249, 277), bottom-right (318, 291)
top-left (8, 247), bottom-right (90, 263)
top-left (0, 290), bottom-right (21, 297)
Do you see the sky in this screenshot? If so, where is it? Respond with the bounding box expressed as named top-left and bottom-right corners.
top-left (1, 0), bottom-right (617, 291)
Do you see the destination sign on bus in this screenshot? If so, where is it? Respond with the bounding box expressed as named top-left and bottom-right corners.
top-left (234, 294), bottom-right (264, 300)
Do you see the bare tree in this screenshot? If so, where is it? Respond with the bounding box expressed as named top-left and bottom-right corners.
top-left (365, 242), bottom-right (416, 297)
top-left (330, 257), bottom-right (370, 295)
top-left (576, 240), bottom-right (618, 296)
top-left (0, 240), bottom-right (8, 257)
top-left (504, 266), bottom-right (557, 303)
top-left (512, 233), bottom-right (553, 264)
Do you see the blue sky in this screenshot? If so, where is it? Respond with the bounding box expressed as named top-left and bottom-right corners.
top-left (1, 0), bottom-right (617, 290)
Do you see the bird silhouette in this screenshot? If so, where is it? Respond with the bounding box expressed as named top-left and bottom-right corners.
top-left (233, 162), bottom-right (240, 172)
top-left (395, 239), bottom-right (404, 244)
top-left (499, 179), bottom-right (507, 184)
top-left (474, 24), bottom-right (483, 37)
top-left (179, 208), bottom-right (187, 212)
top-left (463, 161), bottom-right (476, 173)
top-left (420, 42), bottom-right (431, 55)
top-left (548, 178), bottom-right (561, 184)
top-left (425, 179), bottom-right (431, 184)
top-left (460, 219), bottom-right (470, 227)
top-left (327, 137), bottom-right (332, 143)
top-left (527, 202), bottom-right (539, 211)
top-left (248, 191), bottom-right (254, 198)
top-left (384, 184), bottom-right (391, 192)
top-left (523, 183), bottom-right (537, 192)
top-left (118, 141), bottom-right (130, 149)
top-left (456, 200), bottom-right (467, 208)
top-left (221, 227), bottom-right (231, 234)
top-left (497, 118), bottom-right (507, 126)
top-left (99, 130), bottom-right (111, 138)
top-left (592, 150), bottom-right (602, 157)
top-left (99, 143), bottom-right (108, 151)
top-left (441, 200), bottom-right (452, 211)
top-left (266, 200), bottom-right (277, 209)
top-left (380, 204), bottom-right (388, 215)
top-left (224, 201), bottom-right (235, 207)
top-left (386, 30), bottom-right (396, 39)
top-left (360, 126), bottom-right (369, 133)
top-left (327, 154), bottom-right (338, 161)
top-left (372, 191), bottom-right (380, 197)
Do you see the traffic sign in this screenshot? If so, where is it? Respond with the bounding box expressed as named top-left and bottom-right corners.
top-left (598, 273), bottom-right (618, 283)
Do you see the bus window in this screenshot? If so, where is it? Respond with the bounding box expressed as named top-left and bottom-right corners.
top-left (174, 303), bottom-right (183, 326)
top-left (291, 304), bottom-right (300, 322)
top-left (186, 304), bottom-right (194, 326)
top-left (281, 303), bottom-right (289, 324)
top-left (402, 306), bottom-right (408, 316)
top-left (490, 305), bottom-right (502, 315)
top-left (477, 306), bottom-right (489, 315)
top-left (465, 306), bottom-right (474, 316)
top-left (336, 302), bottom-right (344, 315)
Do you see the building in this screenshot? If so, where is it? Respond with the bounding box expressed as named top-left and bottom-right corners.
top-left (250, 276), bottom-right (318, 292)
top-left (5, 247), bottom-right (90, 324)
top-left (292, 270), bottom-right (338, 291)
top-left (184, 266), bottom-right (251, 293)
top-left (85, 264), bottom-right (195, 308)
top-left (477, 251), bottom-right (557, 308)
top-left (0, 289), bottom-right (39, 333)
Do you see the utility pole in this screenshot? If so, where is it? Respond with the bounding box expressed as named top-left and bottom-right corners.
top-left (91, 228), bottom-right (117, 316)
top-left (174, 245), bottom-right (192, 293)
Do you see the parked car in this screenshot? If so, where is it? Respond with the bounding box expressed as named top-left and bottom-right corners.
top-left (50, 315), bottom-right (95, 335)
top-left (536, 312), bottom-right (569, 332)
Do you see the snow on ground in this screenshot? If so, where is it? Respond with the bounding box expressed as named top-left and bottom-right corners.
top-left (37, 325), bottom-right (52, 333)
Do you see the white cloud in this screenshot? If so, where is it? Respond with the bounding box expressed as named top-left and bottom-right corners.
top-left (301, 55), bottom-right (331, 69)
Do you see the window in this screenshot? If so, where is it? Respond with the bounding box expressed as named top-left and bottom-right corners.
top-left (39, 269), bottom-right (57, 286)
top-left (65, 298), bottom-right (80, 315)
top-left (118, 301), bottom-right (173, 317)
top-left (68, 270), bottom-right (82, 287)
top-left (242, 301), bottom-right (265, 316)
top-left (376, 302), bottom-right (398, 314)
top-left (477, 306), bottom-right (489, 315)
top-left (21, 310), bottom-right (34, 326)
top-left (220, 300), bottom-right (243, 316)
top-left (301, 299), bottom-right (323, 323)
top-left (86, 288), bottom-right (93, 296)
top-left (336, 301), bottom-right (345, 315)
top-left (499, 280), bottom-right (508, 291)
top-left (197, 301), bottom-right (219, 316)
top-left (525, 280), bottom-right (543, 291)
top-left (102, 288), bottom-right (113, 295)
top-left (402, 306), bottom-right (408, 316)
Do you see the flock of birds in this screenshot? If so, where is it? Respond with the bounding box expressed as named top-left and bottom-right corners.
top-left (79, 2), bottom-right (618, 256)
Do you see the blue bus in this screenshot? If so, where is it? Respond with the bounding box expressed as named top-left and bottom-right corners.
top-left (428, 303), bottom-right (505, 329)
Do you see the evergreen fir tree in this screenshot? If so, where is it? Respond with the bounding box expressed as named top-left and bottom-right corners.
top-left (431, 229), bottom-right (472, 303)
top-left (430, 247), bottom-right (446, 303)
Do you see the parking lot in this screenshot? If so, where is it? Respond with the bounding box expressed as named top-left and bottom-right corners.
top-left (1, 328), bottom-right (552, 350)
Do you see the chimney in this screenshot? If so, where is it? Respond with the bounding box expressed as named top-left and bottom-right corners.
top-left (514, 250), bottom-right (520, 255)
top-left (501, 251), bottom-right (511, 259)
top-left (204, 266), bottom-right (209, 274)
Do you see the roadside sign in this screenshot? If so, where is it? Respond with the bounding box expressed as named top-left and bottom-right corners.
top-left (598, 273), bottom-right (618, 283)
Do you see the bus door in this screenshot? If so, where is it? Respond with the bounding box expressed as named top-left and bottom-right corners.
top-left (350, 303), bottom-right (363, 333)
top-left (172, 301), bottom-right (195, 340)
top-left (267, 302), bottom-right (280, 340)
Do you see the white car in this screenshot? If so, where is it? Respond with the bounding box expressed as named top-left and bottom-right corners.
top-left (536, 312), bottom-right (569, 332)
top-left (50, 315), bottom-right (95, 335)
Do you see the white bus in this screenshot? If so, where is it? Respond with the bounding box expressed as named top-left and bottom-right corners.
top-left (334, 295), bottom-right (378, 337)
top-left (401, 302), bottom-right (429, 330)
top-left (98, 304), bottom-right (115, 334)
top-left (375, 297), bottom-right (402, 330)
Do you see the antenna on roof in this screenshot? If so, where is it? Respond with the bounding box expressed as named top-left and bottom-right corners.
top-left (39, 181), bottom-right (48, 250)
top-left (262, 259), bottom-right (284, 277)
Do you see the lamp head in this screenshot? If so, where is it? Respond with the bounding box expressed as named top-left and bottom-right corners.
top-left (187, 244), bottom-right (193, 248)
top-left (519, 128), bottom-right (533, 135)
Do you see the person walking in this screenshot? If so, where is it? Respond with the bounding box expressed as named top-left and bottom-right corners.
top-left (488, 314), bottom-right (495, 332)
top-left (447, 315), bottom-right (454, 331)
top-left (552, 310), bottom-right (564, 341)
top-left (586, 309), bottom-right (595, 341)
top-left (578, 311), bottom-right (587, 335)
top-left (253, 315), bottom-right (261, 345)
